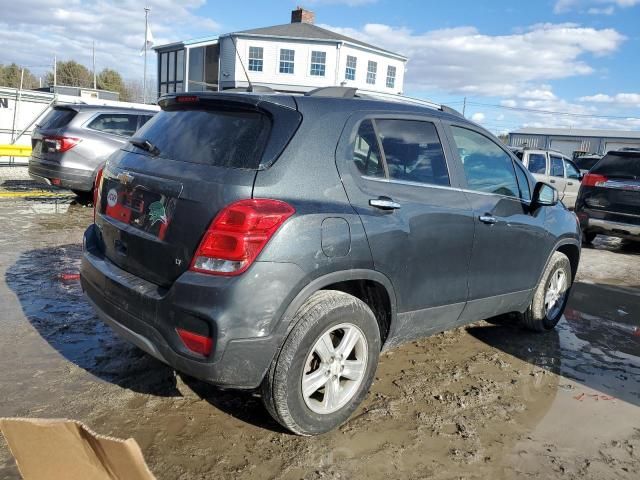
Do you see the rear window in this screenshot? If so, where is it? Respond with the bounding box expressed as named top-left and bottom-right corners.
top-left (130, 108), bottom-right (271, 169)
top-left (39, 108), bottom-right (76, 130)
top-left (592, 153), bottom-right (640, 178)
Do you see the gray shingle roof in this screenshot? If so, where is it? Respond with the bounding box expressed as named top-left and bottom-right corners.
top-left (231, 22), bottom-right (406, 59)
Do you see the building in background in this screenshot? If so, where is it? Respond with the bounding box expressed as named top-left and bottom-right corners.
top-left (509, 127), bottom-right (640, 158)
top-left (153, 7), bottom-right (407, 96)
top-left (35, 86), bottom-right (119, 101)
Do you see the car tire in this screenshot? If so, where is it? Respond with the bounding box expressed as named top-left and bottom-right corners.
top-left (261, 290), bottom-right (381, 436)
top-left (583, 231), bottom-right (597, 244)
top-left (519, 251), bottom-right (572, 332)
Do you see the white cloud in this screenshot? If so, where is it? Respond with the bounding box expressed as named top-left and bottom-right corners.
top-left (587, 6), bottom-right (615, 14)
top-left (0, 0), bottom-right (220, 82)
top-left (470, 112), bottom-right (485, 122)
top-left (554, 0), bottom-right (640, 14)
top-left (323, 22), bottom-right (625, 97)
top-left (490, 90), bottom-right (640, 131)
top-left (579, 93), bottom-right (640, 106)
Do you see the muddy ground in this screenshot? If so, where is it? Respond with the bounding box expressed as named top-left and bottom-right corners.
top-left (0, 181), bottom-right (639, 479)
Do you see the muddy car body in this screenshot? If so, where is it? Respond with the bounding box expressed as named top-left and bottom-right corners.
top-left (81, 90), bottom-right (581, 435)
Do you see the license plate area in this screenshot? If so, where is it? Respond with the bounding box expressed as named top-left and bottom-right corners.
top-left (102, 179), bottom-right (170, 239)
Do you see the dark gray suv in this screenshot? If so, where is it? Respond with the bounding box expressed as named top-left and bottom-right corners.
top-left (81, 90), bottom-right (581, 435)
top-left (29, 104), bottom-right (156, 194)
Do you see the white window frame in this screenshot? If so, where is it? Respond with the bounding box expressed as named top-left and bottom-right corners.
top-left (310, 50), bottom-right (327, 77)
top-left (248, 46), bottom-right (263, 72)
top-left (279, 48), bottom-right (295, 74)
top-left (386, 65), bottom-right (396, 89)
top-left (345, 55), bottom-right (357, 81)
top-left (367, 60), bottom-right (377, 85)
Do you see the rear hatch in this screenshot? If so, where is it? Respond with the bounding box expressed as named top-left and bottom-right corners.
top-left (31, 106), bottom-right (78, 160)
top-left (94, 93), bottom-right (301, 287)
top-left (581, 151), bottom-right (640, 222)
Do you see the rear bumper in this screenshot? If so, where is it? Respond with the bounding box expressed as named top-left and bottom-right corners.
top-left (578, 208), bottom-right (640, 240)
top-left (29, 156), bottom-right (94, 191)
top-left (587, 218), bottom-right (640, 238)
top-left (80, 224), bottom-right (306, 389)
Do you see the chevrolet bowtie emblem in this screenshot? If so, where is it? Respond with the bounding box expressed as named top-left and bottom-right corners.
top-left (117, 172), bottom-right (134, 185)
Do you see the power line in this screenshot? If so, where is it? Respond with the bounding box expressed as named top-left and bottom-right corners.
top-left (466, 101), bottom-right (640, 120)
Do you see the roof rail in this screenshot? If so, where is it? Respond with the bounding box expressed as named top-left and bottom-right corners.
top-left (304, 87), bottom-right (464, 117)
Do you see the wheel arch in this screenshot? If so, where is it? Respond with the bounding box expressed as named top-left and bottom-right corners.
top-left (277, 269), bottom-right (398, 348)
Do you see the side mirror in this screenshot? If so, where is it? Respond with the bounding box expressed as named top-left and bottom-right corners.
top-left (532, 182), bottom-right (558, 207)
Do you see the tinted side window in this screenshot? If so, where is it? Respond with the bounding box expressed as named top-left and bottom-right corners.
top-left (564, 160), bottom-right (581, 179)
top-left (88, 114), bottom-right (139, 137)
top-left (575, 156), bottom-right (600, 171)
top-left (550, 155), bottom-right (564, 177)
top-left (527, 153), bottom-right (547, 174)
top-left (451, 127), bottom-right (519, 197)
top-left (138, 115), bottom-right (153, 129)
top-left (514, 161), bottom-right (532, 201)
top-left (353, 120), bottom-right (384, 178)
top-left (39, 108), bottom-right (76, 129)
top-left (376, 119), bottom-right (450, 186)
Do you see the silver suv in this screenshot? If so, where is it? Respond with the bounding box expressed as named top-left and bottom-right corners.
top-left (511, 147), bottom-right (583, 209)
top-left (29, 105), bottom-right (157, 195)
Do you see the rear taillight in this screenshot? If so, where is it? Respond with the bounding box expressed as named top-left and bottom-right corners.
top-left (93, 166), bottom-right (104, 222)
top-left (176, 328), bottom-right (212, 356)
top-left (190, 199), bottom-right (295, 276)
top-left (43, 135), bottom-right (81, 153)
top-left (582, 173), bottom-right (608, 187)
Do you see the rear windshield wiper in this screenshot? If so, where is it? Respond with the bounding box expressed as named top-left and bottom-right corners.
top-left (130, 137), bottom-right (160, 156)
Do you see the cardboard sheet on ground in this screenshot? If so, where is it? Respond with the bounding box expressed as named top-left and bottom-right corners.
top-left (0, 418), bottom-right (156, 480)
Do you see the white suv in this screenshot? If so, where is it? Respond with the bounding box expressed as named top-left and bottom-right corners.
top-left (511, 148), bottom-right (582, 209)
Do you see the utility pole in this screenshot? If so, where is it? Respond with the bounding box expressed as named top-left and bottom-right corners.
top-left (11, 69), bottom-right (25, 145)
top-left (462, 97), bottom-right (467, 117)
top-left (92, 41), bottom-right (97, 90)
top-left (143, 7), bottom-right (150, 104)
top-left (53, 55), bottom-right (57, 87)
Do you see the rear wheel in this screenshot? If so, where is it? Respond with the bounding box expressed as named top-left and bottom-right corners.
top-left (583, 231), bottom-right (597, 244)
top-left (261, 290), bottom-right (380, 436)
top-left (519, 251), bottom-right (572, 332)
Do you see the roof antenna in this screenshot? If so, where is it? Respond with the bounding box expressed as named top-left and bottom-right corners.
top-left (230, 36), bottom-right (253, 92)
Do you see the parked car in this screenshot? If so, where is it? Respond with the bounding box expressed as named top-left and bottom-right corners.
top-left (511, 147), bottom-right (582, 209)
top-left (81, 90), bottom-right (581, 435)
top-left (575, 149), bottom-right (640, 244)
top-left (29, 105), bottom-right (157, 195)
top-left (574, 154), bottom-right (602, 175)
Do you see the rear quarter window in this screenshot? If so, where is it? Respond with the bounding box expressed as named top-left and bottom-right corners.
top-left (592, 153), bottom-right (640, 177)
top-left (130, 108), bottom-right (271, 169)
top-left (88, 114), bottom-right (140, 137)
top-left (39, 108), bottom-right (76, 130)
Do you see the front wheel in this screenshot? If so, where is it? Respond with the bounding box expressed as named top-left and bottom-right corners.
top-left (261, 290), bottom-right (381, 435)
top-left (518, 251), bottom-right (573, 332)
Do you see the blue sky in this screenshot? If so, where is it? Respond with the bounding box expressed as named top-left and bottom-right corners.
top-left (2, 0), bottom-right (639, 133)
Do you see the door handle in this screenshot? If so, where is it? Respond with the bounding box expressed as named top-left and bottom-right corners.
top-left (550, 179), bottom-right (556, 183)
top-left (479, 214), bottom-right (497, 225)
top-left (567, 181), bottom-right (574, 186)
top-left (369, 197), bottom-right (401, 210)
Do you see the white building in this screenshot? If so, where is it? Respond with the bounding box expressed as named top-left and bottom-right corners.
top-left (153, 7), bottom-right (407, 96)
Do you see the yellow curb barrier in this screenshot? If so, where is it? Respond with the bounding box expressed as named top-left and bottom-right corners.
top-left (0, 191), bottom-right (73, 198)
top-left (0, 145), bottom-right (32, 157)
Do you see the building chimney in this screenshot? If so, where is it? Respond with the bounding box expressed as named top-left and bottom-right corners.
top-left (291, 7), bottom-right (315, 24)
